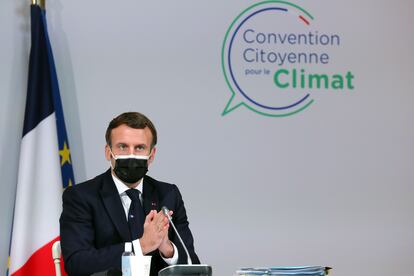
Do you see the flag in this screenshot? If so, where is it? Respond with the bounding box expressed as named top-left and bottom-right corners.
top-left (8, 4), bottom-right (74, 276)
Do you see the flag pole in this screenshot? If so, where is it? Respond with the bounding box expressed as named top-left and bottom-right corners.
top-left (32, 0), bottom-right (45, 9)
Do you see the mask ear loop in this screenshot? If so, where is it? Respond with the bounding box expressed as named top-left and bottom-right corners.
top-left (109, 147), bottom-right (116, 159)
top-left (109, 147), bottom-right (117, 169)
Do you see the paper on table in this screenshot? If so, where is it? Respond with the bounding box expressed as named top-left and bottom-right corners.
top-left (236, 266), bottom-right (332, 275)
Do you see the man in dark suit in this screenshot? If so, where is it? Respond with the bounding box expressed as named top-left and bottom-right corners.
top-left (60, 112), bottom-right (200, 276)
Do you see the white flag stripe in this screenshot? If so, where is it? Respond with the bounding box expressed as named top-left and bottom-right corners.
top-left (10, 113), bottom-right (63, 272)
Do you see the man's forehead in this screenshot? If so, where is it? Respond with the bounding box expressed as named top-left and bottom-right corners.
top-left (111, 125), bottom-right (152, 143)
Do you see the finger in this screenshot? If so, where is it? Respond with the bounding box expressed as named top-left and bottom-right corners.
top-left (157, 221), bottom-right (167, 232)
top-left (158, 225), bottom-right (168, 236)
top-left (163, 227), bottom-right (169, 239)
top-left (160, 210), bottom-right (172, 223)
top-left (158, 209), bottom-right (172, 217)
top-left (156, 211), bottom-right (166, 224)
top-left (145, 210), bottom-right (156, 223)
top-left (156, 222), bottom-right (168, 233)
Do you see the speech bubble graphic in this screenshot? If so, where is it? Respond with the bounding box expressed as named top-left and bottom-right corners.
top-left (221, 1), bottom-right (316, 117)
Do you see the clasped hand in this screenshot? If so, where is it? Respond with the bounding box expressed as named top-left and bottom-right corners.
top-left (140, 209), bottom-right (174, 257)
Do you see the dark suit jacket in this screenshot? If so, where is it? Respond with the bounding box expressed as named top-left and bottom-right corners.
top-left (60, 169), bottom-right (200, 276)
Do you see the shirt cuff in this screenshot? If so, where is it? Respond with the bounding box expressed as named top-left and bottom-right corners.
top-left (131, 240), bottom-right (178, 265)
top-left (132, 239), bottom-right (143, 255)
top-left (160, 242), bottom-right (178, 265)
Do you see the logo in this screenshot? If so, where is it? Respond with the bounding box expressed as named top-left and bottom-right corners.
top-left (221, 1), bottom-right (355, 117)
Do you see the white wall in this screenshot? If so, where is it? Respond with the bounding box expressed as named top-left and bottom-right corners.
top-left (0, 0), bottom-right (29, 273)
top-left (1, 1), bottom-right (413, 275)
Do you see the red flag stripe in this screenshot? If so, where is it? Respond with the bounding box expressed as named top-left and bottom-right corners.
top-left (11, 236), bottom-right (67, 276)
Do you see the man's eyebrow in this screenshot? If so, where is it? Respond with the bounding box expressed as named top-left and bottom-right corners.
top-left (134, 143), bottom-right (147, 147)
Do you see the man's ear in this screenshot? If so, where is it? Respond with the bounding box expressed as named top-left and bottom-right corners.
top-left (148, 147), bottom-right (157, 165)
top-left (105, 144), bottom-right (112, 161)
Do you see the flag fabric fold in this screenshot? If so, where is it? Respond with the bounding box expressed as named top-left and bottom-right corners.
top-left (8, 4), bottom-right (74, 276)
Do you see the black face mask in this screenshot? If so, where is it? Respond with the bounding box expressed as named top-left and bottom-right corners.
top-left (113, 156), bottom-right (148, 184)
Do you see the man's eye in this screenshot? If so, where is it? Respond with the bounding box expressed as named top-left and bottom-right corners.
top-left (119, 145), bottom-right (126, 150)
top-left (136, 146), bottom-right (145, 151)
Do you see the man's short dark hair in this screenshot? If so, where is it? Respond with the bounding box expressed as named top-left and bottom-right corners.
top-left (105, 112), bottom-right (157, 149)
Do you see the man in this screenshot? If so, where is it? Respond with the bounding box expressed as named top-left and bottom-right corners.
top-left (60, 112), bottom-right (200, 276)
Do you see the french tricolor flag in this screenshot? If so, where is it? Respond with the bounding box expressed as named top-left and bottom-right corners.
top-left (8, 4), bottom-right (74, 276)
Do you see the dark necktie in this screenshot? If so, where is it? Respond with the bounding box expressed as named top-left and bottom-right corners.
top-left (125, 189), bottom-right (145, 240)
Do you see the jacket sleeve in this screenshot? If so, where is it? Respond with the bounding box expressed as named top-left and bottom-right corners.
top-left (170, 185), bottom-right (200, 265)
top-left (59, 186), bottom-right (124, 276)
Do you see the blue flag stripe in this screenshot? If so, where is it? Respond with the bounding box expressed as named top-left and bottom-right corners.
top-left (22, 5), bottom-right (54, 137)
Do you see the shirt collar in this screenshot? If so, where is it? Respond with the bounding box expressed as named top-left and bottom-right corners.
top-left (111, 172), bottom-right (143, 196)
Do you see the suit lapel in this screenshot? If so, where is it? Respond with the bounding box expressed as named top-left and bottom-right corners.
top-left (142, 176), bottom-right (159, 214)
top-left (99, 170), bottom-right (131, 241)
